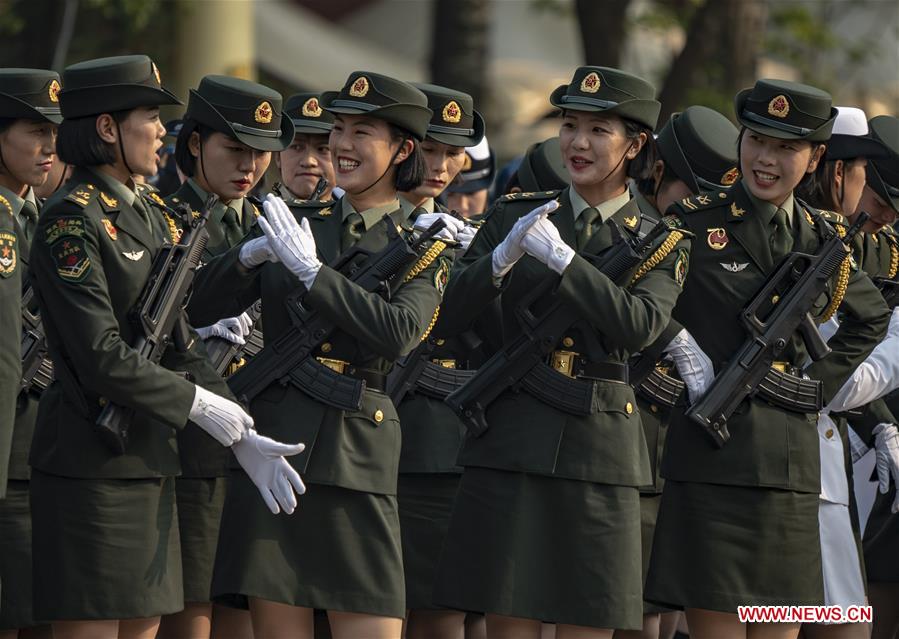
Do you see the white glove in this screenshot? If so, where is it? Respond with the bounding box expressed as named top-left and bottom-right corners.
top-left (259, 194), bottom-right (321, 289)
top-left (520, 215), bottom-right (575, 275)
top-left (873, 423), bottom-right (899, 513)
top-left (847, 426), bottom-right (870, 464)
top-left (492, 200), bottom-right (560, 279)
top-left (888, 307), bottom-right (899, 339)
top-left (232, 429), bottom-right (307, 515)
top-left (196, 313), bottom-right (253, 345)
top-left (413, 212), bottom-right (466, 243)
top-left (239, 235), bottom-right (279, 268)
top-left (664, 328), bottom-right (715, 402)
top-left (457, 225), bottom-right (478, 251)
top-left (188, 385), bottom-right (253, 446)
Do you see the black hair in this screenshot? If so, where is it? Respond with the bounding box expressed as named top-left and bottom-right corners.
top-left (389, 124), bottom-right (426, 191)
top-left (56, 111), bottom-right (128, 167)
top-left (174, 119), bottom-right (216, 177)
top-left (635, 158), bottom-right (679, 198)
top-left (0, 118), bottom-right (14, 134)
top-left (502, 170), bottom-right (522, 195)
top-left (623, 119), bottom-right (659, 184)
top-left (796, 156), bottom-right (862, 213)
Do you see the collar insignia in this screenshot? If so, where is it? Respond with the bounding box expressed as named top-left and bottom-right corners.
top-left (730, 202), bottom-right (745, 218)
top-left (624, 215), bottom-right (638, 229)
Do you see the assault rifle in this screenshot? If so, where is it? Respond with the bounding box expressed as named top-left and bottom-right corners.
top-left (446, 219), bottom-right (672, 437)
top-left (227, 219), bottom-right (447, 409)
top-left (687, 212), bottom-right (868, 448)
top-left (204, 300), bottom-right (264, 376)
top-left (95, 194), bottom-right (217, 454)
top-left (20, 285), bottom-right (53, 394)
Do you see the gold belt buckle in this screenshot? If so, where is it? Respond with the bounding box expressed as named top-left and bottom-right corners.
top-left (771, 361), bottom-right (788, 373)
top-left (433, 359), bottom-right (456, 369)
top-left (551, 350), bottom-right (578, 378)
top-left (316, 357), bottom-right (348, 374)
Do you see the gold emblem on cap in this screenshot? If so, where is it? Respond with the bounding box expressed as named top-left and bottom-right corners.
top-left (767, 94), bottom-right (790, 119)
top-left (580, 71), bottom-right (601, 94)
top-left (720, 167), bottom-right (739, 186)
top-left (151, 62), bottom-right (161, 85)
top-left (349, 76), bottom-right (370, 98)
top-left (255, 101), bottom-right (273, 124)
top-left (302, 97), bottom-right (322, 118)
top-left (48, 79), bottom-right (61, 103)
top-left (442, 100), bottom-right (462, 124)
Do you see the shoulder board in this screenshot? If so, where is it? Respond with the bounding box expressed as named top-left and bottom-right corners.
top-left (0, 194), bottom-right (13, 217)
top-left (816, 208), bottom-right (848, 226)
top-left (675, 190), bottom-right (728, 213)
top-left (285, 198), bottom-right (332, 209)
top-left (135, 182), bottom-right (159, 196)
top-left (499, 190), bottom-right (560, 202)
top-left (63, 183), bottom-right (98, 208)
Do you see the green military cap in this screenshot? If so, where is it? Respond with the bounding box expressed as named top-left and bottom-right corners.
top-left (59, 55), bottom-right (180, 118)
top-left (549, 66), bottom-right (661, 130)
top-left (735, 78), bottom-right (836, 142)
top-left (0, 68), bottom-right (63, 124)
top-left (284, 92), bottom-right (335, 135)
top-left (185, 75), bottom-right (293, 152)
top-left (411, 83), bottom-right (484, 147)
top-left (656, 105), bottom-right (740, 193)
top-left (320, 71), bottom-right (432, 140)
top-left (866, 115), bottom-right (899, 213)
top-left (517, 137), bottom-right (569, 192)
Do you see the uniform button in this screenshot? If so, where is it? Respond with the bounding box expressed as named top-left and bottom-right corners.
top-left (626, 402), bottom-right (634, 414)
top-left (374, 409), bottom-right (384, 423)
top-left (436, 338), bottom-right (446, 346)
top-left (650, 404), bottom-right (658, 413)
top-left (825, 428), bottom-right (834, 439)
top-left (562, 337), bottom-right (574, 348)
top-left (320, 342), bottom-right (332, 353)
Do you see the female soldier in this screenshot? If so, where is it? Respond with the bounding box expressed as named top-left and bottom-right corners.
top-left (433, 66), bottom-right (690, 638)
top-left (0, 67), bottom-right (61, 639)
top-left (645, 80), bottom-right (890, 639)
top-left (28, 55), bottom-right (303, 639)
top-left (191, 71), bottom-right (453, 639)
top-left (444, 136), bottom-right (495, 218)
top-left (390, 83), bottom-right (484, 639)
top-left (273, 92), bottom-right (336, 202)
top-left (623, 105), bottom-right (739, 639)
top-left (157, 75), bottom-right (295, 639)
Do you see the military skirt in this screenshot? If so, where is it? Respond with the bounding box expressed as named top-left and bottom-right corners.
top-left (0, 480), bottom-right (38, 629)
top-left (433, 467), bottom-right (644, 630)
top-left (863, 487), bottom-right (899, 583)
top-left (645, 480), bottom-right (823, 612)
top-left (30, 471), bottom-right (183, 620)
top-left (638, 493), bottom-right (670, 615)
top-left (176, 476), bottom-right (227, 602)
top-left (211, 470), bottom-right (405, 618)
top-left (397, 473), bottom-right (460, 610)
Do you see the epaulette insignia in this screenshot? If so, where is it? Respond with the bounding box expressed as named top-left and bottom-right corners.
top-left (500, 190), bottom-right (560, 202)
top-left (696, 194), bottom-right (711, 206)
top-left (64, 184), bottom-right (96, 208)
top-left (148, 192), bottom-right (166, 207)
top-left (0, 195), bottom-right (12, 217)
top-left (680, 197), bottom-right (698, 211)
top-left (319, 207), bottom-right (333, 216)
top-left (730, 203), bottom-right (745, 218)
top-left (0, 230), bottom-right (17, 278)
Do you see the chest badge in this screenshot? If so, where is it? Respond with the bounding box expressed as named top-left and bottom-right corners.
top-left (102, 219), bottom-right (118, 241)
top-left (122, 250), bottom-right (145, 261)
top-left (707, 227), bottom-right (729, 250)
top-left (720, 261), bottom-right (749, 272)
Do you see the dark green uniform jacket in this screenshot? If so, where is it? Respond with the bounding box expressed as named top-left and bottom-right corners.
top-left (438, 186), bottom-right (691, 487)
top-left (28, 167), bottom-right (235, 479)
top-left (190, 196), bottom-right (446, 495)
top-left (661, 180), bottom-right (890, 493)
top-left (1, 186), bottom-right (41, 483)
top-left (0, 193), bottom-right (21, 496)
top-left (167, 179), bottom-right (258, 478)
